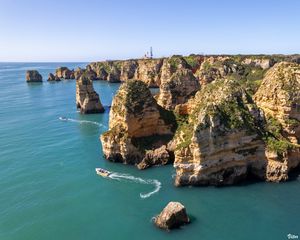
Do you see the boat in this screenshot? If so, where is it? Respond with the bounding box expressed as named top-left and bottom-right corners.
top-left (95, 168), bottom-right (111, 177)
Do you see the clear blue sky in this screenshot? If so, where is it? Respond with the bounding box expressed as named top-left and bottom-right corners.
top-left (0, 0), bottom-right (299, 62)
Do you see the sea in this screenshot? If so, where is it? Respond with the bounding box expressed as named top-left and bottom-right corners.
top-left (0, 63), bottom-right (299, 240)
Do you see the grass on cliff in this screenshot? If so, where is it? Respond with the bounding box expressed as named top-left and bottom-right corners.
top-left (263, 116), bottom-right (297, 157)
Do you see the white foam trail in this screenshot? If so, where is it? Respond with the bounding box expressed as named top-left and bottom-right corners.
top-left (59, 117), bottom-right (106, 127)
top-left (108, 172), bottom-right (161, 199)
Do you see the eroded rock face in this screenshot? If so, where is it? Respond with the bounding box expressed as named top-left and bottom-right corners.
top-left (55, 67), bottom-right (74, 79)
top-left (100, 80), bottom-right (175, 166)
top-left (120, 60), bottom-right (138, 81)
top-left (26, 70), bottom-right (43, 82)
top-left (47, 73), bottom-right (60, 81)
top-left (174, 80), bottom-right (266, 186)
top-left (154, 202), bottom-right (189, 230)
top-left (156, 56), bottom-right (200, 110)
top-left (243, 58), bottom-right (275, 70)
top-left (74, 67), bottom-right (84, 79)
top-left (107, 66), bottom-right (121, 82)
top-left (253, 62), bottom-right (300, 180)
top-left (254, 62), bottom-right (300, 143)
top-left (137, 145), bottom-right (171, 170)
top-left (174, 63), bottom-right (300, 186)
top-left (76, 73), bottom-right (104, 114)
top-left (134, 59), bottom-right (164, 87)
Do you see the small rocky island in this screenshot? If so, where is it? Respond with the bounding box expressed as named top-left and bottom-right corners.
top-left (76, 73), bottom-right (104, 114)
top-left (26, 70), bottom-right (43, 82)
top-left (154, 202), bottom-right (190, 230)
top-left (99, 54), bottom-right (300, 186)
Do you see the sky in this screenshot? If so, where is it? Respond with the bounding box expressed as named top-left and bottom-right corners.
top-left (0, 0), bottom-right (300, 62)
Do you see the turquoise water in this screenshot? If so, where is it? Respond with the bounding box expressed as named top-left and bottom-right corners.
top-left (0, 63), bottom-right (299, 240)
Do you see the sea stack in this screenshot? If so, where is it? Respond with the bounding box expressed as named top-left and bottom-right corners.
top-left (55, 67), bottom-right (74, 79)
top-left (47, 73), bottom-right (60, 81)
top-left (76, 73), bottom-right (104, 114)
top-left (154, 202), bottom-right (190, 230)
top-left (100, 80), bottom-right (175, 168)
top-left (26, 70), bottom-right (43, 82)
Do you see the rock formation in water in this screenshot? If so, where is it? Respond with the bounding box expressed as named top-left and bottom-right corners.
top-left (100, 80), bottom-right (175, 168)
top-left (253, 62), bottom-right (300, 181)
top-left (55, 67), bottom-right (74, 79)
top-left (174, 63), bottom-right (300, 186)
top-left (173, 79), bottom-right (267, 186)
top-left (26, 70), bottom-right (43, 82)
top-left (154, 202), bottom-right (190, 230)
top-left (76, 73), bottom-right (104, 114)
top-left (47, 73), bottom-right (60, 81)
top-left (97, 55), bottom-right (300, 186)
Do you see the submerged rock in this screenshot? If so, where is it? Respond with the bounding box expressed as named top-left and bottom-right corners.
top-left (100, 80), bottom-right (175, 167)
top-left (76, 73), bottom-right (104, 114)
top-left (154, 202), bottom-right (190, 230)
top-left (26, 70), bottom-right (43, 82)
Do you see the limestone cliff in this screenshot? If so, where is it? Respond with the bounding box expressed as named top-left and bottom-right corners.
top-left (174, 63), bottom-right (300, 186)
top-left (174, 80), bottom-right (267, 186)
top-left (254, 62), bottom-right (300, 180)
top-left (100, 80), bottom-right (175, 168)
top-left (157, 56), bottom-right (200, 110)
top-left (76, 73), bottom-right (104, 114)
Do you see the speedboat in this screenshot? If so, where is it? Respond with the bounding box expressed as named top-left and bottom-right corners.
top-left (95, 168), bottom-right (111, 177)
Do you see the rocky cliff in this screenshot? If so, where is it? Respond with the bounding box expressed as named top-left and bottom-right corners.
top-left (157, 56), bottom-right (200, 110)
top-left (97, 55), bottom-right (300, 186)
top-left (174, 63), bottom-right (300, 186)
top-left (253, 62), bottom-right (300, 181)
top-left (76, 73), bottom-right (104, 114)
top-left (100, 80), bottom-right (175, 168)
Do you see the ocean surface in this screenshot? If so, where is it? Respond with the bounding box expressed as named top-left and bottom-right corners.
top-left (0, 63), bottom-right (299, 240)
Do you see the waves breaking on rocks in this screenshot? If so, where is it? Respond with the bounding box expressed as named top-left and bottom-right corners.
top-left (108, 172), bottom-right (161, 199)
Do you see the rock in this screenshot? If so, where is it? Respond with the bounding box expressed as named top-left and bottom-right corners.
top-left (253, 62), bottom-right (300, 180)
top-left (55, 67), bottom-right (74, 79)
top-left (134, 59), bottom-right (164, 87)
top-left (242, 58), bottom-right (275, 69)
top-left (26, 70), bottom-right (43, 82)
top-left (47, 73), bottom-right (60, 81)
top-left (157, 68), bottom-right (200, 110)
top-left (174, 63), bottom-right (300, 186)
top-left (74, 67), bottom-right (84, 79)
top-left (107, 65), bottom-right (121, 82)
top-left (137, 145), bottom-right (171, 170)
top-left (100, 80), bottom-right (175, 166)
top-left (254, 62), bottom-right (300, 143)
top-left (154, 202), bottom-right (190, 230)
top-left (120, 60), bottom-right (138, 81)
top-left (76, 73), bottom-right (104, 114)
top-left (174, 79), bottom-right (266, 186)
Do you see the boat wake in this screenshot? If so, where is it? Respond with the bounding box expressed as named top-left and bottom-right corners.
top-left (59, 116), bottom-right (106, 127)
top-left (108, 172), bottom-right (161, 199)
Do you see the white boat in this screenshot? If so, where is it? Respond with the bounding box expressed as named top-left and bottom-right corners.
top-left (95, 168), bottom-right (111, 177)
